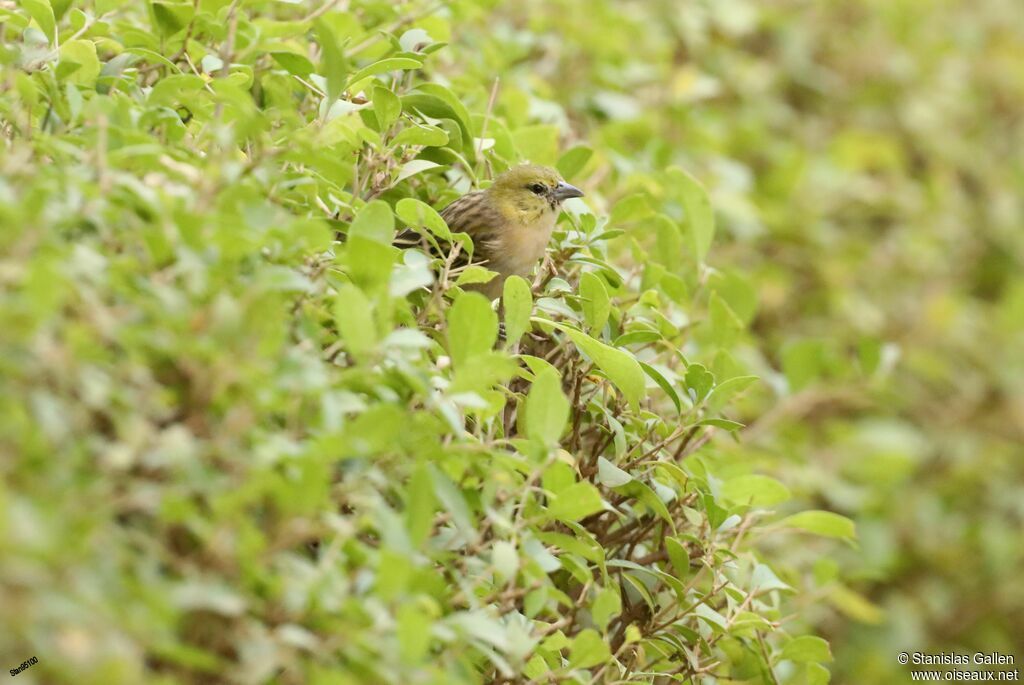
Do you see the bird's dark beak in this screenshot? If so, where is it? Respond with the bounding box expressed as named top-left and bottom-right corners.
top-left (552, 182), bottom-right (584, 202)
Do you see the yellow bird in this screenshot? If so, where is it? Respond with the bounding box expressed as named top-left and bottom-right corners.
top-left (396, 164), bottom-right (584, 299)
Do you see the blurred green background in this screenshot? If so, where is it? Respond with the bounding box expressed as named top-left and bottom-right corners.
top-left (469, 0), bottom-right (1024, 678)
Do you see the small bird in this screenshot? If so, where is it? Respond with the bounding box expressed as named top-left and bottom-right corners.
top-left (396, 164), bottom-right (584, 299)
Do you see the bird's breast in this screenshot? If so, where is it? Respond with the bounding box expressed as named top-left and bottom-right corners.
top-left (498, 211), bottom-right (556, 276)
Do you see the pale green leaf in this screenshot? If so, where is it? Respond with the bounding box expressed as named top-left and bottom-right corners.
top-left (781, 636), bottom-right (834, 664)
top-left (525, 367), bottom-right (569, 445)
top-left (781, 511), bottom-right (857, 540)
top-left (721, 475), bottom-right (791, 507)
top-left (447, 292), bottom-right (498, 367)
top-left (568, 629), bottom-right (610, 669)
top-left (671, 166), bottom-right (715, 262)
top-left (502, 275), bottom-right (532, 346)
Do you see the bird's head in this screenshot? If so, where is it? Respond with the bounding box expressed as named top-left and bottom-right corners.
top-left (485, 164), bottom-right (584, 224)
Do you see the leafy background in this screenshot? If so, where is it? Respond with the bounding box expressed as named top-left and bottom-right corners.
top-left (1, 0), bottom-right (1022, 683)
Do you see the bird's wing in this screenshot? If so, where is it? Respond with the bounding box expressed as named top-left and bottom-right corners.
top-left (394, 191), bottom-right (503, 272)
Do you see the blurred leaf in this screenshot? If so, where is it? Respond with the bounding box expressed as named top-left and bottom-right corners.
top-left (392, 123), bottom-right (449, 147)
top-left (334, 284), bottom-right (376, 361)
top-left (721, 475), bottom-right (791, 507)
top-left (591, 586), bottom-right (621, 633)
top-left (348, 57), bottom-right (422, 86)
top-left (454, 265), bottom-right (497, 287)
top-left (315, 19), bottom-right (349, 104)
top-left (556, 144), bottom-right (592, 179)
top-left (568, 629), bottom-right (610, 669)
top-left (349, 200), bottom-right (394, 243)
top-left (670, 166), bottom-right (715, 262)
top-left (547, 481), bottom-right (603, 522)
top-left (271, 51), bottom-right (315, 77)
top-left (502, 275), bottom-right (532, 346)
top-left (781, 636), bottom-right (833, 664)
top-left (525, 367), bottom-right (569, 445)
top-left (58, 39), bottom-right (101, 87)
top-left (513, 124), bottom-right (558, 165)
top-left (578, 271), bottom-right (610, 333)
top-left (22, 0), bottom-right (56, 44)
top-left (781, 511), bottom-right (856, 540)
top-left (447, 293), bottom-right (498, 367)
top-left (372, 85), bottom-right (402, 130)
top-left (149, 1), bottom-right (191, 38)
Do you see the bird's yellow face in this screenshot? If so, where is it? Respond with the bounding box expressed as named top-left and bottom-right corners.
top-left (486, 164), bottom-right (584, 224)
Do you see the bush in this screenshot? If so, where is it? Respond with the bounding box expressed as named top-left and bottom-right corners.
top-left (4, 1), bottom-right (1021, 684)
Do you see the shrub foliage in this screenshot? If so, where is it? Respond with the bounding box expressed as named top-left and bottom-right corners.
top-left (0, 1), bottom-right (853, 683)
top-left (7, 0), bottom-right (1021, 684)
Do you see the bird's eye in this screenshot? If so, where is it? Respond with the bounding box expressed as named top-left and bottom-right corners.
top-left (528, 183), bottom-right (546, 194)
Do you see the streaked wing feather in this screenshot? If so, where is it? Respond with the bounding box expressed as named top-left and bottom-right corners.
top-left (395, 191), bottom-right (503, 270)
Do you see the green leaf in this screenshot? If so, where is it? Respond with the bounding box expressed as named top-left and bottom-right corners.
top-left (684, 363), bottom-right (715, 403)
top-left (639, 361), bottom-right (682, 413)
top-left (348, 57), bottom-right (423, 87)
top-left (665, 537), bottom-right (691, 579)
top-left (708, 291), bottom-right (744, 347)
top-left (447, 292), bottom-right (498, 367)
top-left (720, 475), bottom-right (791, 507)
top-left (396, 159), bottom-right (441, 183)
top-left (781, 636), bottom-right (834, 664)
top-left (59, 39), bottom-right (101, 87)
top-left (395, 197), bottom-right (451, 240)
top-left (550, 323), bottom-right (646, 411)
top-left (491, 540), bottom-right (519, 582)
top-left (525, 367), bottom-right (569, 445)
top-left (391, 123), bottom-right (449, 148)
top-left (579, 271), bottom-right (610, 333)
top-left (502, 275), bottom-right (532, 346)
top-left (568, 629), bottom-right (611, 669)
top-left (609, 193), bottom-right (653, 224)
top-left (454, 265), bottom-right (497, 287)
top-left (22, 0), bottom-right (56, 44)
top-left (782, 339), bottom-right (829, 391)
top-left (652, 214), bottom-right (684, 272)
top-left (270, 51), bottom-right (315, 77)
top-left (513, 124), bottom-right (558, 165)
top-left (372, 85), bottom-right (402, 130)
top-left (556, 144), bottom-right (593, 179)
top-left (670, 166), bottom-right (715, 262)
top-left (547, 481), bottom-right (604, 522)
top-left (315, 19), bottom-right (349, 104)
top-left (402, 83), bottom-right (474, 156)
top-left (781, 511), bottom-right (857, 540)
top-left (333, 284), bottom-right (376, 361)
top-left (707, 375), bottom-right (759, 410)
top-left (349, 200), bottom-right (394, 244)
top-left (590, 586), bottom-right (621, 633)
top-left (596, 456), bottom-right (632, 487)
top-left (345, 235), bottom-right (394, 290)
top-left (751, 563), bottom-right (793, 593)
top-left (694, 602), bottom-right (728, 632)
top-left (405, 464), bottom-right (436, 547)
top-left (806, 663), bottom-right (832, 685)
top-left (430, 466), bottom-right (475, 539)
top-left (397, 604), bottom-right (432, 664)
top-left (149, 1), bottom-right (191, 38)
top-left (615, 330), bottom-right (661, 346)
top-left (695, 417), bottom-right (744, 431)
